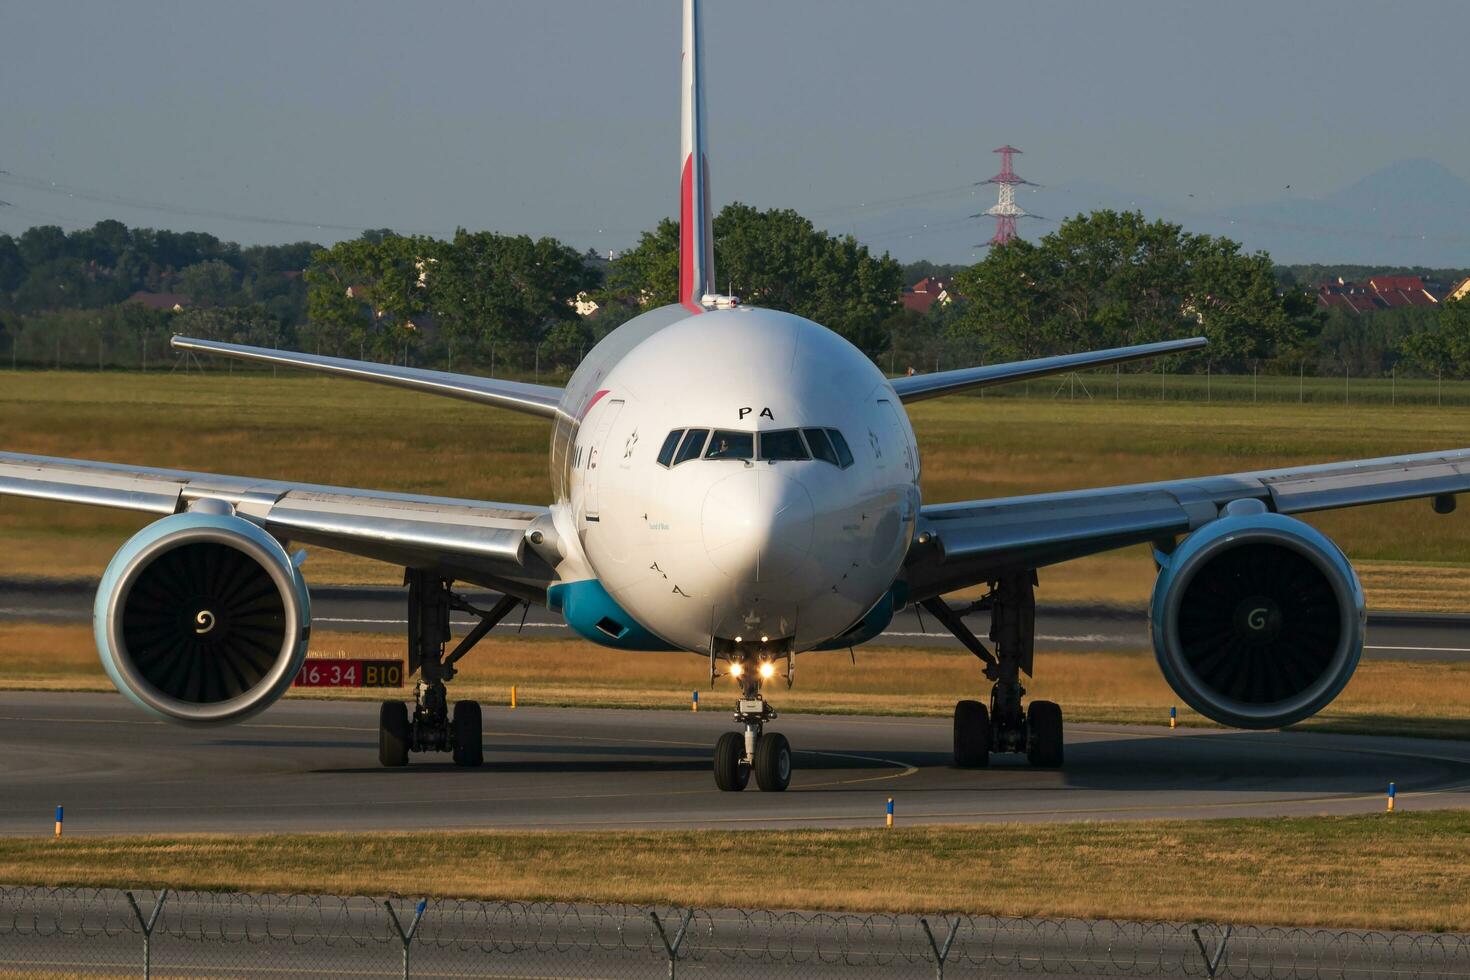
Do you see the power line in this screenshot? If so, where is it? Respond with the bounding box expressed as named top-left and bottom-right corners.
top-left (0, 168), bottom-right (448, 238)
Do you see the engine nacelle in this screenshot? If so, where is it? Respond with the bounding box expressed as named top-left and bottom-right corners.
top-left (94, 510), bottom-right (311, 726)
top-left (1150, 504), bottom-right (1364, 729)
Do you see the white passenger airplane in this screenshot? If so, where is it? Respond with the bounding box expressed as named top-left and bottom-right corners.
top-left (4, 0), bottom-right (1470, 792)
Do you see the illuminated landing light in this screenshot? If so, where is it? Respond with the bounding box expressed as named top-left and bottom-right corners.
top-left (760, 635), bottom-right (769, 643)
top-left (730, 662), bottom-right (744, 678)
top-left (758, 661), bottom-right (776, 680)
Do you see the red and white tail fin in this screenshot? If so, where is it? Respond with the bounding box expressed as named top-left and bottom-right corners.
top-left (679, 0), bottom-right (715, 313)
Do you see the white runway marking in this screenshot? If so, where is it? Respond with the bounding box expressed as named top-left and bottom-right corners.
top-left (878, 630), bottom-right (1128, 643)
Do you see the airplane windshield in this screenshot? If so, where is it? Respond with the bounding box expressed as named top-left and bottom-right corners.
top-left (656, 429), bottom-right (684, 467)
top-left (705, 430), bottom-right (754, 460)
top-left (759, 429), bottom-right (809, 461)
top-left (673, 428), bottom-right (710, 465)
top-left (827, 429), bottom-right (855, 468)
top-left (803, 428), bottom-right (839, 466)
top-left (658, 427), bottom-right (852, 467)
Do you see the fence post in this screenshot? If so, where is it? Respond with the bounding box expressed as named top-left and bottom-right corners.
top-left (385, 898), bottom-right (428, 980)
top-left (919, 916), bottom-right (960, 979)
top-left (1190, 924), bottom-right (1232, 978)
top-left (124, 889), bottom-right (168, 980)
top-left (650, 909), bottom-right (695, 979)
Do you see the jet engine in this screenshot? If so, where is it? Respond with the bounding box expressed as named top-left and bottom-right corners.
top-left (1149, 502), bottom-right (1364, 729)
top-left (93, 508), bottom-right (310, 725)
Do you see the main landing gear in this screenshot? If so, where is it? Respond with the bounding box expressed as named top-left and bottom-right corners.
top-left (712, 656), bottom-right (792, 792)
top-left (922, 571), bottom-right (1064, 770)
top-left (378, 570), bottom-right (520, 768)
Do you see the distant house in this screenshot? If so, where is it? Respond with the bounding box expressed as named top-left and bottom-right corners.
top-left (901, 277), bottom-right (957, 314)
top-left (124, 291), bottom-right (192, 312)
top-left (1447, 277), bottom-right (1470, 303)
top-left (574, 291), bottom-right (600, 317)
top-left (1315, 275), bottom-right (1438, 314)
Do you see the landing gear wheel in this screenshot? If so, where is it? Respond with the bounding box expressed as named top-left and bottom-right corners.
top-left (1026, 700), bottom-right (1064, 768)
top-left (713, 731), bottom-right (749, 791)
top-left (754, 732), bottom-right (792, 792)
top-left (379, 701), bottom-right (410, 767)
top-left (953, 699), bottom-right (991, 768)
top-left (451, 700), bottom-right (483, 767)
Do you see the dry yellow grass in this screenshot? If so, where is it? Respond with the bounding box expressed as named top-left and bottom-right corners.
top-left (1, 813), bottom-right (1466, 931)
top-left (6, 623), bottom-right (1468, 739)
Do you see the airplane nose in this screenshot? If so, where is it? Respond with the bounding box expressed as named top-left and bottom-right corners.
top-left (701, 466), bottom-right (814, 584)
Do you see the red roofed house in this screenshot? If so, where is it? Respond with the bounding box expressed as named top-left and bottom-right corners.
top-left (1315, 275), bottom-right (1438, 315)
top-left (901, 277), bottom-right (957, 314)
top-left (124, 291), bottom-right (193, 312)
top-left (1367, 275), bottom-right (1438, 308)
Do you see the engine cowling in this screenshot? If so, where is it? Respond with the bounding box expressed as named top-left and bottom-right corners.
top-left (94, 510), bottom-right (311, 725)
top-left (1150, 504), bottom-right (1364, 729)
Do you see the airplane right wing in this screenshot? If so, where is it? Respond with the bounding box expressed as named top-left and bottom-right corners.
top-left (890, 337), bottom-right (1207, 404)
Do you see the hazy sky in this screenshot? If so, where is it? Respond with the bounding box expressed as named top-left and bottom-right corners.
top-left (2, 0), bottom-right (1467, 261)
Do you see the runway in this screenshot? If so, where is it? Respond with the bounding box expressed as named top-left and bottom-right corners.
top-left (4, 581), bottom-right (1470, 660)
top-left (2, 692), bottom-right (1467, 836)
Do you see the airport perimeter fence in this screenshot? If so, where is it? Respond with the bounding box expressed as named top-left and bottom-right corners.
top-left (1, 886), bottom-right (1468, 979)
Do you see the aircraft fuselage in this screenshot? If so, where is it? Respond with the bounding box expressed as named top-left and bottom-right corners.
top-left (546, 304), bottom-right (920, 658)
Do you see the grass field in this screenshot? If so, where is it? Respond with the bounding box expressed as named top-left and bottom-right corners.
top-left (2, 812), bottom-right (1465, 931)
top-left (5, 370), bottom-right (1470, 608)
top-left (7, 622), bottom-right (1468, 740)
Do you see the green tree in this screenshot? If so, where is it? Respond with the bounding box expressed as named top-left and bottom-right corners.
top-left (16, 225), bottom-right (68, 267)
top-left (1402, 300), bottom-right (1470, 378)
top-left (172, 305), bottom-right (286, 348)
top-left (434, 230), bottom-right (599, 365)
top-left (606, 219), bottom-right (681, 308)
top-left (607, 203), bottom-right (902, 355)
top-left (304, 233), bottom-right (444, 360)
top-left (0, 235), bottom-right (24, 295)
top-left (950, 210), bottom-right (1318, 369)
top-left (177, 259), bottom-right (245, 308)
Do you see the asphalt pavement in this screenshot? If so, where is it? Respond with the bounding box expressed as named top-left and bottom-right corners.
top-left (1, 691), bottom-right (1466, 835)
top-left (4, 581), bottom-right (1470, 660)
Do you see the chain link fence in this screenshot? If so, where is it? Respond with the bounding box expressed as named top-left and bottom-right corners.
top-left (1, 886), bottom-right (1467, 978)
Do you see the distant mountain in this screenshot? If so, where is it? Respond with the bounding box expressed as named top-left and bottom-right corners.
top-left (833, 159), bottom-right (1470, 269)
top-left (1214, 159), bottom-right (1470, 266)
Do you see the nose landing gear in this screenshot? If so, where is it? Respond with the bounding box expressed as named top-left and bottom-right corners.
top-left (712, 659), bottom-right (792, 792)
top-left (924, 571), bottom-right (1065, 769)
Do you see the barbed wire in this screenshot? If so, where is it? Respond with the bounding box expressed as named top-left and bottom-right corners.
top-left (1, 885), bottom-right (1466, 978)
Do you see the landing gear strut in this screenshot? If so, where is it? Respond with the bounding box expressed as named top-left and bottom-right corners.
top-left (923, 570), bottom-right (1064, 769)
top-left (377, 570), bottom-right (518, 768)
top-left (712, 656), bottom-right (792, 792)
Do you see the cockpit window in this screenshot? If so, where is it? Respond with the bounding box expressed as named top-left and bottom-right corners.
top-left (656, 429), bottom-right (684, 468)
top-left (803, 428), bottom-right (839, 466)
top-left (759, 429), bottom-right (809, 461)
top-left (673, 428), bottom-right (709, 465)
top-left (705, 430), bottom-right (754, 460)
top-left (827, 429), bottom-right (855, 468)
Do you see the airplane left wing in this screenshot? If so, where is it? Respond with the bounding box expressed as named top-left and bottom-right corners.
top-left (0, 451), bottom-right (556, 599)
top-left (172, 337), bottom-right (565, 419)
top-left (905, 447), bottom-right (1470, 601)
